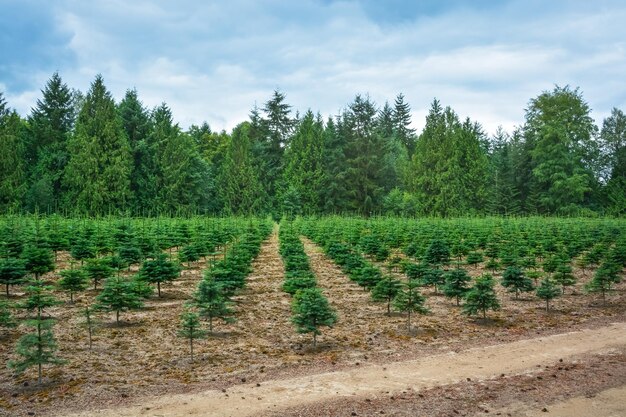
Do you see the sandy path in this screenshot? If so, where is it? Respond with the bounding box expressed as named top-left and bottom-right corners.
top-left (500, 385), bottom-right (626, 417)
top-left (63, 321), bottom-right (626, 417)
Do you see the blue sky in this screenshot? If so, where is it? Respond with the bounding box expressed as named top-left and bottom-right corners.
top-left (2, 0), bottom-right (626, 134)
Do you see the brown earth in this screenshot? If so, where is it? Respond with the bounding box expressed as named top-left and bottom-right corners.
top-left (0, 225), bottom-right (625, 417)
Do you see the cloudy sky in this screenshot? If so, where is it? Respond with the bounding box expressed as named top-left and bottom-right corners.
top-left (2, 0), bottom-right (625, 134)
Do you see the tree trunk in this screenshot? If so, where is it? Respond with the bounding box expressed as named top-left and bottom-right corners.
top-left (546, 299), bottom-right (550, 312)
top-left (157, 282), bottom-right (161, 297)
top-left (116, 310), bottom-right (120, 324)
top-left (6, 284), bottom-right (9, 297)
top-left (70, 291), bottom-right (74, 303)
top-left (387, 299), bottom-right (391, 315)
top-left (407, 309), bottom-right (412, 333)
top-left (313, 332), bottom-right (317, 349)
top-left (190, 337), bottom-right (194, 362)
top-left (209, 316), bottom-right (213, 333)
top-left (37, 312), bottom-right (43, 385)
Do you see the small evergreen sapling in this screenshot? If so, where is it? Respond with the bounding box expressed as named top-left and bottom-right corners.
top-left (535, 277), bottom-right (560, 312)
top-left (58, 268), bottom-right (89, 303)
top-left (291, 288), bottom-right (337, 348)
top-left (585, 260), bottom-right (620, 305)
top-left (22, 245), bottom-right (55, 280)
top-left (501, 266), bottom-right (534, 299)
top-left (193, 278), bottom-right (235, 333)
top-left (0, 300), bottom-right (16, 332)
top-left (138, 253), bottom-right (181, 297)
top-left (177, 308), bottom-right (207, 361)
top-left (84, 258), bottom-right (114, 290)
top-left (371, 276), bottom-right (402, 315)
top-left (95, 277), bottom-right (143, 323)
top-left (83, 306), bottom-right (99, 350)
top-left (393, 280), bottom-right (429, 332)
top-left (0, 257), bottom-right (27, 296)
top-left (463, 274), bottom-right (500, 319)
top-left (553, 262), bottom-right (577, 294)
top-left (443, 268), bottom-right (472, 306)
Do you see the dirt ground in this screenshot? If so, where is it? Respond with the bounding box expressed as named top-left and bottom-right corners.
top-left (0, 226), bottom-right (625, 417)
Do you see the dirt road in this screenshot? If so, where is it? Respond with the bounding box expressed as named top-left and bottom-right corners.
top-left (63, 321), bottom-right (626, 417)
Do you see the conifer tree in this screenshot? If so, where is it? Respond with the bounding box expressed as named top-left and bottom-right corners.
top-left (0, 257), bottom-right (27, 296)
top-left (536, 277), bottom-right (560, 312)
top-left (22, 245), bottom-right (55, 280)
top-left (553, 261), bottom-right (577, 294)
top-left (463, 274), bottom-right (500, 319)
top-left (137, 253), bottom-right (181, 297)
top-left (392, 93), bottom-right (417, 156)
top-left (393, 280), bottom-right (429, 332)
top-left (26, 72), bottom-right (75, 211)
top-left (84, 257), bottom-right (114, 289)
top-left (64, 75), bottom-right (132, 214)
top-left (371, 276), bottom-right (402, 315)
top-left (58, 268), bottom-right (89, 303)
top-left (585, 260), bottom-right (620, 305)
top-left (321, 117), bottom-right (349, 213)
top-left (177, 308), bottom-right (207, 361)
top-left (291, 287), bottom-right (337, 348)
top-left (192, 278), bottom-right (235, 333)
top-left (443, 267), bottom-right (472, 305)
top-left (0, 98), bottom-right (27, 212)
top-left (95, 276), bottom-right (143, 323)
top-left (501, 266), bottom-right (534, 299)
top-left (0, 300), bottom-right (16, 331)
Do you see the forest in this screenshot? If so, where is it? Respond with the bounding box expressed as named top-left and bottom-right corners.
top-left (1, 73), bottom-right (625, 218)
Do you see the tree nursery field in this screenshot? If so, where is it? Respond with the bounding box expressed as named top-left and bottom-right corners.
top-left (0, 215), bottom-right (625, 417)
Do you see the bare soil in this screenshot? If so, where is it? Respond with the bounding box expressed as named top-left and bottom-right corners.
top-left (0, 226), bottom-right (625, 417)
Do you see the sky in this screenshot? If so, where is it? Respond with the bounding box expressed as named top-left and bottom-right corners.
top-left (1, 0), bottom-right (626, 134)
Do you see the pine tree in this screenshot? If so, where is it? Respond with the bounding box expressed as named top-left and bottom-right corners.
top-left (137, 253), bottom-right (181, 297)
top-left (26, 72), bottom-right (75, 212)
top-left (463, 274), bottom-right (500, 319)
top-left (371, 276), bottom-right (402, 315)
top-left (84, 257), bottom-right (114, 289)
top-left (220, 122), bottom-right (264, 214)
top-left (22, 245), bottom-right (55, 280)
top-left (501, 266), bottom-right (534, 299)
top-left (0, 257), bottom-right (27, 296)
top-left (585, 260), bottom-right (620, 305)
top-left (393, 280), bottom-right (429, 333)
top-left (321, 117), bottom-right (349, 213)
top-left (600, 108), bottom-right (626, 215)
top-left (535, 277), bottom-right (560, 312)
top-left (392, 93), bottom-right (417, 156)
top-left (443, 267), bottom-right (472, 306)
top-left (291, 288), bottom-right (337, 348)
top-left (282, 110), bottom-right (325, 214)
top-left (0, 97), bottom-right (27, 212)
top-left (9, 317), bottom-right (64, 384)
top-left (58, 268), bottom-right (89, 303)
top-left (192, 278), bottom-right (235, 333)
top-left (82, 306), bottom-right (99, 350)
top-left (19, 280), bottom-right (59, 316)
top-left (177, 308), bottom-right (207, 361)
top-left (64, 75), bottom-right (132, 214)
top-left (552, 262), bottom-right (577, 295)
top-left (95, 276), bottom-right (143, 323)
top-left (0, 300), bottom-right (16, 331)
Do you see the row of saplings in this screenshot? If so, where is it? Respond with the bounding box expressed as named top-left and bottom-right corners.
top-left (0, 226), bottom-right (270, 385)
top-left (316, 236), bottom-right (624, 332)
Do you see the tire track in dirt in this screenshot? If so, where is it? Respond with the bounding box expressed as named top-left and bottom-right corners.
top-left (63, 322), bottom-right (626, 417)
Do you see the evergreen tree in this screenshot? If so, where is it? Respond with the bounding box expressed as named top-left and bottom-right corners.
top-left (26, 72), bottom-right (75, 212)
top-left (137, 253), bottom-right (181, 297)
top-left (392, 93), bottom-right (417, 156)
top-left (552, 261), bottom-right (577, 295)
top-left (321, 117), bottom-right (349, 213)
top-left (177, 308), bottom-right (207, 361)
top-left (443, 267), bottom-right (472, 305)
top-left (95, 276), bottom-right (143, 323)
top-left (463, 274), bottom-right (500, 319)
top-left (535, 277), bottom-right (560, 312)
top-left (585, 260), bottom-right (620, 305)
top-left (9, 317), bottom-right (64, 384)
top-left (0, 300), bottom-right (16, 331)
top-left (379, 101), bottom-right (410, 192)
top-left (0, 97), bottom-right (27, 212)
top-left (393, 280), bottom-right (429, 332)
top-left (192, 278), bottom-right (235, 333)
top-left (58, 268), bottom-right (89, 303)
top-left (599, 108), bottom-right (626, 215)
top-left (282, 110), bottom-right (325, 214)
top-left (371, 276), bottom-right (402, 315)
top-left (82, 306), bottom-right (99, 350)
top-left (219, 122), bottom-right (264, 214)
top-left (501, 266), bottom-right (534, 299)
top-left (22, 245), bottom-right (55, 280)
top-left (19, 280), bottom-right (59, 316)
top-left (523, 86), bottom-right (598, 214)
top-left (487, 127), bottom-right (521, 215)
top-left (291, 287), bottom-right (337, 348)
top-left (84, 257), bottom-right (114, 289)
top-left (423, 239), bottom-right (450, 266)
top-left (64, 75), bottom-right (132, 214)
top-left (0, 257), bottom-right (27, 296)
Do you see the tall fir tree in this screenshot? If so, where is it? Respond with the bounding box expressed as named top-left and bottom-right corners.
top-left (599, 108), bottom-right (626, 215)
top-left (26, 73), bottom-right (75, 212)
top-left (392, 93), bottom-right (417, 156)
top-left (64, 75), bottom-right (132, 214)
top-left (0, 97), bottom-right (27, 212)
top-left (321, 116), bottom-right (349, 213)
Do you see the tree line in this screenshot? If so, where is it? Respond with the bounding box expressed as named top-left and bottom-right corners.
top-left (0, 73), bottom-right (624, 217)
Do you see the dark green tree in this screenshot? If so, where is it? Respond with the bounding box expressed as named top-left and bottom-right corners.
top-left (535, 277), bottom-right (560, 312)
top-left (192, 278), bottom-right (235, 333)
top-left (64, 75), bottom-right (132, 214)
top-left (392, 93), bottom-right (417, 156)
top-left (371, 276), bottom-right (402, 315)
top-left (599, 108), bottom-right (626, 215)
top-left (137, 253), bottom-right (181, 297)
top-left (177, 308), bottom-right (207, 361)
top-left (22, 245), bottom-right (55, 280)
top-left (84, 257), bottom-right (114, 289)
top-left (443, 267), bottom-right (472, 306)
top-left (58, 268), bottom-right (89, 303)
top-left (95, 276), bottom-right (143, 323)
top-left (0, 257), bottom-right (27, 296)
top-left (0, 98), bottom-right (27, 212)
top-left (463, 274), bottom-right (500, 319)
top-left (501, 266), bottom-right (534, 299)
top-left (585, 260), bottom-right (620, 305)
top-left (393, 280), bottom-right (429, 332)
top-left (291, 287), bottom-right (337, 348)
top-left (0, 300), bottom-right (16, 331)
